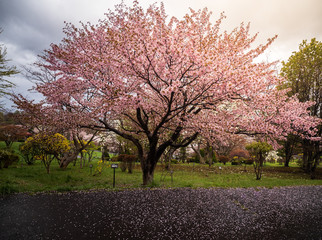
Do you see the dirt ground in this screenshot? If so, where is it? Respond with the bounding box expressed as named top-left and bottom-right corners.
top-left (1, 186), bottom-right (321, 240)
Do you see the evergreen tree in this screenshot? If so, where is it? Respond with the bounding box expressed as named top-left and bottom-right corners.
top-left (0, 29), bottom-right (18, 102)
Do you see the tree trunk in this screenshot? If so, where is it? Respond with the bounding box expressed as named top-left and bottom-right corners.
top-left (42, 157), bottom-right (51, 174)
top-left (254, 153), bottom-right (264, 180)
top-left (80, 152), bottom-right (83, 169)
top-left (5, 140), bottom-right (13, 148)
top-left (302, 139), bottom-right (314, 173)
top-left (59, 152), bottom-right (78, 169)
top-left (142, 169), bottom-right (155, 185)
top-left (141, 155), bottom-right (158, 185)
top-left (103, 117), bottom-right (199, 186)
top-left (310, 142), bottom-right (321, 179)
top-left (302, 148), bottom-right (308, 170)
top-left (284, 140), bottom-right (293, 167)
top-left (311, 155), bottom-right (320, 179)
top-left (206, 142), bottom-right (213, 167)
top-left (253, 160), bottom-right (262, 180)
top-left (259, 153), bottom-right (264, 167)
top-left (45, 162), bottom-right (50, 174)
top-left (59, 133), bottom-right (96, 169)
top-left (191, 144), bottom-right (204, 164)
top-left (163, 147), bottom-right (176, 170)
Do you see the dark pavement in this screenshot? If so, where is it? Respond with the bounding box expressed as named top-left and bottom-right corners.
top-left (1, 186), bottom-right (321, 239)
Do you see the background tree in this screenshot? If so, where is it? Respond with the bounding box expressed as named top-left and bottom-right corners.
top-left (0, 29), bottom-right (18, 105)
top-left (13, 2), bottom-right (320, 185)
top-left (0, 124), bottom-right (29, 148)
top-left (77, 138), bottom-right (99, 168)
top-left (214, 134), bottom-right (247, 157)
top-left (0, 109), bottom-right (29, 150)
top-left (190, 137), bottom-right (206, 164)
top-left (82, 140), bottom-right (99, 163)
top-left (0, 110), bottom-right (22, 125)
top-left (277, 134), bottom-right (301, 167)
top-left (280, 38), bottom-right (322, 177)
top-left (191, 138), bottom-right (215, 166)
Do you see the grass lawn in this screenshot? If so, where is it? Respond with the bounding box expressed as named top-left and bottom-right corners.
top-left (1, 151), bottom-right (321, 194)
top-left (1, 141), bottom-right (321, 194)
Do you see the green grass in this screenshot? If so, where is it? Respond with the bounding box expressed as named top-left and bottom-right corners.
top-left (154, 163), bottom-right (322, 188)
top-left (1, 156), bottom-right (321, 195)
top-left (0, 141), bottom-right (321, 194)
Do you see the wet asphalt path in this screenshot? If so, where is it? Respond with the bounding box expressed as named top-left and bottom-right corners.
top-left (1, 186), bottom-right (322, 240)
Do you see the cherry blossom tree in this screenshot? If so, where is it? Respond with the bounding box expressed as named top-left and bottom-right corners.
top-left (14, 2), bottom-right (320, 185)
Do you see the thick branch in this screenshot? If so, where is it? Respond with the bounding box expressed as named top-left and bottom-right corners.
top-left (170, 132), bottom-right (199, 148)
top-left (136, 108), bottom-right (151, 137)
top-left (99, 119), bottom-right (143, 159)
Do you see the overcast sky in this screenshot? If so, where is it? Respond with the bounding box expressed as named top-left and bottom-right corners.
top-left (0, 0), bottom-right (321, 110)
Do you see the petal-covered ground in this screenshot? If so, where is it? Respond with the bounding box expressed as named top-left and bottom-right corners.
top-left (1, 186), bottom-right (321, 240)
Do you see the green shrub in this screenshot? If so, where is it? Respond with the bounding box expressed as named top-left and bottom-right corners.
top-left (0, 149), bottom-right (19, 169)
